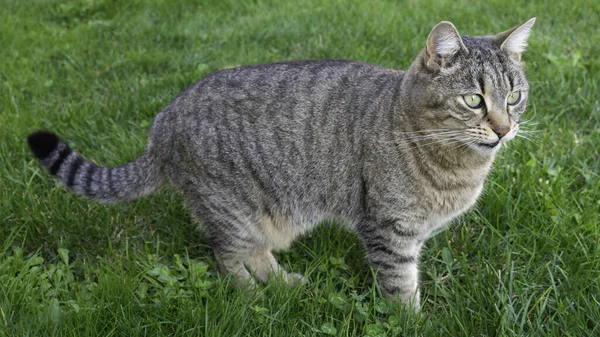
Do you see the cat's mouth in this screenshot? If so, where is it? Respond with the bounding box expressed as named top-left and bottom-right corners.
top-left (476, 140), bottom-right (500, 149)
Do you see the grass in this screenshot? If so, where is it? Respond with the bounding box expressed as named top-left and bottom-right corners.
top-left (1, 0), bottom-right (599, 335)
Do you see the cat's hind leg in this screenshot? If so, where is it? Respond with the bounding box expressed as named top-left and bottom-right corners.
top-left (208, 222), bottom-right (261, 291)
top-left (186, 195), bottom-right (263, 290)
top-left (187, 193), bottom-right (305, 289)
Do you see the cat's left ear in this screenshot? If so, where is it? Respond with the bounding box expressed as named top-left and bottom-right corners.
top-left (495, 18), bottom-right (536, 61)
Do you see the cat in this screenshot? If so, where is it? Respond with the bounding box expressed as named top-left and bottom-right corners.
top-left (27, 18), bottom-right (535, 311)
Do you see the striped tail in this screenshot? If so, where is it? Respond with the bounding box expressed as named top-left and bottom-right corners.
top-left (27, 131), bottom-right (164, 203)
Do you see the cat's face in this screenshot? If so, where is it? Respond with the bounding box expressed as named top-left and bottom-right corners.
top-left (406, 19), bottom-right (535, 156)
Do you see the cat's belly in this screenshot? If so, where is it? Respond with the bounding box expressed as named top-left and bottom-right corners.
top-left (259, 211), bottom-right (325, 251)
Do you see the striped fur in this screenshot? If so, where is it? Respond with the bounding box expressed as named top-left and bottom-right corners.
top-left (28, 19), bottom-right (535, 311)
top-left (27, 131), bottom-right (163, 202)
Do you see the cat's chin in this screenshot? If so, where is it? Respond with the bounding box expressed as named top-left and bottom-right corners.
top-left (476, 141), bottom-right (499, 149)
top-left (470, 141), bottom-right (501, 156)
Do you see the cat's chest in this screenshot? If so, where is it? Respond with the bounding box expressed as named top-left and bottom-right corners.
top-left (422, 183), bottom-right (484, 231)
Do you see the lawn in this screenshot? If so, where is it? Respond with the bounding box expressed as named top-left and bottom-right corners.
top-left (1, 0), bottom-right (599, 336)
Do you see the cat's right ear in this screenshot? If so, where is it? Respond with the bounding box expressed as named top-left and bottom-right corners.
top-left (425, 21), bottom-right (468, 71)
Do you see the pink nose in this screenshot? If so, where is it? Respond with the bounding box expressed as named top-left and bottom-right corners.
top-left (493, 126), bottom-right (510, 138)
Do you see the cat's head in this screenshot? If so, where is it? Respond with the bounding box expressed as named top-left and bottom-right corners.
top-left (404, 18), bottom-right (536, 156)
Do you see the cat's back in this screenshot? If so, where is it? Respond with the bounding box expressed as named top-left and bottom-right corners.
top-left (190, 59), bottom-right (401, 106)
top-left (153, 59), bottom-right (403, 155)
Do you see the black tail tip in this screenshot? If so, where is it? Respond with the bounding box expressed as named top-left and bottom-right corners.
top-left (28, 130), bottom-right (60, 159)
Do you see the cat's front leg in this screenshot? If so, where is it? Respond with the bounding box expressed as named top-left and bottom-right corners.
top-left (376, 258), bottom-right (420, 311)
top-left (357, 219), bottom-right (423, 311)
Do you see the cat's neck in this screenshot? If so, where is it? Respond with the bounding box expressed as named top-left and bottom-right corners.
top-left (389, 118), bottom-right (497, 186)
top-left (406, 135), bottom-right (495, 188)
top-left (416, 136), bottom-right (495, 169)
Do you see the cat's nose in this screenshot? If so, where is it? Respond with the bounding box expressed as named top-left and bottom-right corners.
top-left (493, 126), bottom-right (510, 139)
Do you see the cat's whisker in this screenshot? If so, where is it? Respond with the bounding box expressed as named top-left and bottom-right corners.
top-left (396, 131), bottom-right (466, 142)
top-left (396, 129), bottom-right (464, 136)
top-left (518, 127), bottom-right (542, 133)
top-left (398, 135), bottom-right (465, 143)
top-left (515, 133), bottom-right (536, 141)
top-left (391, 138), bottom-right (461, 147)
top-left (395, 128), bottom-right (456, 135)
top-left (395, 132), bottom-right (465, 141)
top-left (520, 127), bottom-right (541, 133)
top-left (390, 136), bottom-right (469, 154)
top-left (518, 122), bottom-right (541, 131)
top-left (514, 133), bottom-right (540, 145)
top-left (519, 117), bottom-right (538, 123)
top-left (519, 122), bottom-right (540, 128)
top-left (446, 139), bottom-right (474, 153)
top-left (515, 129), bottom-right (539, 137)
top-left (407, 136), bottom-right (469, 149)
top-left (518, 129), bottom-right (544, 134)
top-left (517, 133), bottom-right (542, 142)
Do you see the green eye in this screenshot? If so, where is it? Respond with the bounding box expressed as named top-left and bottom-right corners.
top-left (507, 91), bottom-right (521, 105)
top-left (463, 94), bottom-right (484, 109)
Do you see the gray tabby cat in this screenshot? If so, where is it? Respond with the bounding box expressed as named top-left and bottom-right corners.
top-left (28, 18), bottom-right (535, 310)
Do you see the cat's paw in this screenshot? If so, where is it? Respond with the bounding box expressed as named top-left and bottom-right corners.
top-left (283, 272), bottom-right (309, 286)
top-left (382, 287), bottom-right (421, 312)
top-left (233, 275), bottom-right (258, 293)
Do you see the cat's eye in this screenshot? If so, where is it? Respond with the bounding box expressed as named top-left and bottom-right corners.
top-left (463, 94), bottom-right (484, 109)
top-left (507, 91), bottom-right (521, 106)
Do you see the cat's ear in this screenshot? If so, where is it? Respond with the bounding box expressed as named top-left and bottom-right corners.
top-left (495, 18), bottom-right (536, 61)
top-left (425, 21), bottom-right (468, 71)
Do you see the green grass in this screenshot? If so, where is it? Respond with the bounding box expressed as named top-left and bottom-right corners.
top-left (1, 0), bottom-right (599, 335)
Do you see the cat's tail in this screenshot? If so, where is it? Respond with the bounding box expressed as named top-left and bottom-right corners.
top-left (27, 130), bottom-right (164, 203)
